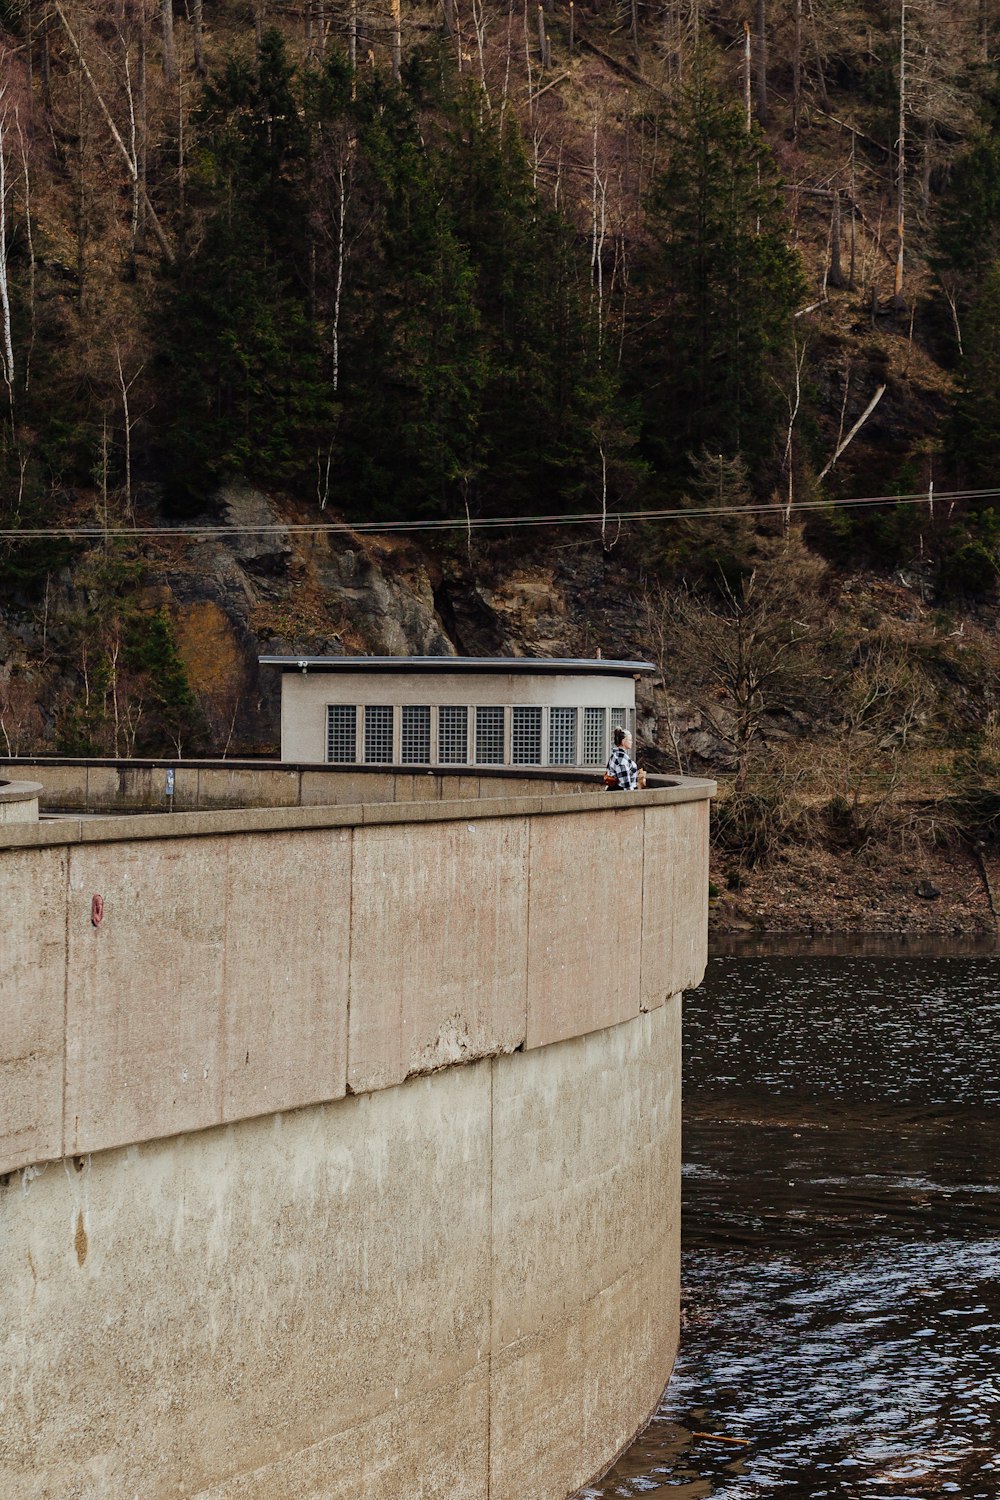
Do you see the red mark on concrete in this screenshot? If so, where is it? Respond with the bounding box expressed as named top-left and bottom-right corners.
top-left (91, 895), bottom-right (104, 928)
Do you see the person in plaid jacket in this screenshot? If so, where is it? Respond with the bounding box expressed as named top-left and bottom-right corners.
top-left (605, 726), bottom-right (638, 791)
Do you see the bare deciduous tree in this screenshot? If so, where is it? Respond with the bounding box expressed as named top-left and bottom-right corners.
top-left (160, 0), bottom-right (177, 83)
top-left (0, 670), bottom-right (43, 756)
top-left (815, 634), bottom-right (933, 843)
top-left (655, 544), bottom-right (824, 790)
top-left (893, 0), bottom-right (907, 307)
top-left (0, 86), bottom-right (16, 407)
top-left (53, 0), bottom-right (175, 262)
top-left (754, 0), bottom-right (768, 125)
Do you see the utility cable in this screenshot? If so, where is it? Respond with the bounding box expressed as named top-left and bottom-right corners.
top-left (0, 486), bottom-right (998, 540)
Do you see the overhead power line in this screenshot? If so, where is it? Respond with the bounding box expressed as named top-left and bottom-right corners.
top-left (0, 486), bottom-right (998, 541)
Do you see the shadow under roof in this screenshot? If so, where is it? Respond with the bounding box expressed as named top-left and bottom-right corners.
top-left (260, 655), bottom-right (655, 677)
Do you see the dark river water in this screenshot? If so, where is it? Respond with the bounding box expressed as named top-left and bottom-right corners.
top-left (579, 940), bottom-right (1000, 1500)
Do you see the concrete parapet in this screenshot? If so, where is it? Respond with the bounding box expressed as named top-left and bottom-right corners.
top-left (0, 779), bottom-right (42, 823)
top-left (524, 807), bottom-right (644, 1049)
top-left (220, 829), bottom-right (352, 1122)
top-left (0, 757), bottom-right (708, 814)
top-left (0, 781), bottom-right (711, 1174)
top-left (0, 847), bottom-right (66, 1172)
top-left (60, 830), bottom-right (353, 1157)
top-left (348, 818), bottom-right (529, 1092)
top-left (199, 765), bottom-right (302, 809)
top-left (641, 797), bottom-right (711, 1012)
top-left (65, 835), bottom-right (232, 1154)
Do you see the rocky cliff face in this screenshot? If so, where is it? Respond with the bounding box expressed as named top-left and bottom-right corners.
top-left (1, 487), bottom-right (699, 762)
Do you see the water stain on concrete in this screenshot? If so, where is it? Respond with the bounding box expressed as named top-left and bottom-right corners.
top-left (75, 1211), bottom-right (88, 1267)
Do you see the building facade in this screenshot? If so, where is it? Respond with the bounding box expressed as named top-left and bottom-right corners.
top-left (261, 656), bottom-right (655, 769)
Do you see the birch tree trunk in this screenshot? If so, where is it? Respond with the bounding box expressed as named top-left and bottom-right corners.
top-left (332, 151), bottom-right (350, 394)
top-left (177, 74), bottom-right (185, 228)
top-left (471, 0), bottom-right (489, 92)
top-left (391, 0), bottom-right (401, 80)
top-left (893, 0), bottom-right (907, 308)
top-left (590, 119), bottom-right (607, 353)
top-left (15, 111), bottom-right (36, 393)
top-left (53, 0), bottom-right (175, 263)
top-left (782, 332), bottom-right (806, 526)
top-left (138, 0), bottom-right (147, 240)
top-left (120, 34), bottom-right (140, 251)
top-left (76, 62), bottom-right (87, 314)
top-left (116, 346), bottom-right (141, 520)
top-left (0, 92), bottom-right (16, 406)
top-left (849, 126), bottom-right (857, 288)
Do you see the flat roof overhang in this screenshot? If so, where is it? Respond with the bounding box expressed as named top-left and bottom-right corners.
top-left (260, 656), bottom-right (655, 678)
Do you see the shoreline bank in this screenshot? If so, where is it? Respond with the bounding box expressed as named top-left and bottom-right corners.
top-left (708, 839), bottom-right (999, 937)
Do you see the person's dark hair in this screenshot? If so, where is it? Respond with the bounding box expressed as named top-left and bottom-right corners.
top-left (613, 726), bottom-right (627, 747)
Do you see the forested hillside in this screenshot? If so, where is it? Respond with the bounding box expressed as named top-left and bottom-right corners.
top-left (4, 0), bottom-right (1000, 921)
top-left (4, 0), bottom-right (1000, 512)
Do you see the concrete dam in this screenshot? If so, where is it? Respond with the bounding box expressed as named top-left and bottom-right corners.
top-left (0, 763), bottom-right (713, 1498)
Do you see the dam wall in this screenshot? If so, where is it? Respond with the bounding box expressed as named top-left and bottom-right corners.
top-left (0, 773), bottom-right (712, 1499)
top-left (3, 757), bottom-right (613, 813)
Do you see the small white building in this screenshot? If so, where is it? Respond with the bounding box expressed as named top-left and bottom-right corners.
top-left (261, 656), bottom-right (654, 770)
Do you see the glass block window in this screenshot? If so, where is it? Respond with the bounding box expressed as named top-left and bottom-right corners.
top-left (327, 704), bottom-right (358, 763)
top-left (583, 707), bottom-right (606, 766)
top-left (475, 705), bottom-right (505, 764)
top-left (438, 705), bottom-right (469, 764)
top-left (549, 706), bottom-right (577, 765)
top-left (401, 704), bottom-right (431, 764)
top-left (511, 706), bottom-right (542, 765)
top-left (364, 704), bottom-right (394, 763)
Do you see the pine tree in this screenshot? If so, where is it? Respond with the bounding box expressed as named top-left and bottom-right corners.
top-left (327, 71), bottom-right (486, 519)
top-left (153, 31), bottom-right (335, 509)
top-left (637, 57), bottom-right (805, 491)
top-left (441, 83), bottom-right (640, 518)
top-left (295, 59), bottom-right (490, 519)
top-left (933, 131), bottom-right (1000, 360)
top-left (948, 259), bottom-right (1000, 486)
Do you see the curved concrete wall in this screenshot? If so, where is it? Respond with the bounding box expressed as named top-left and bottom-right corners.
top-left (0, 757), bottom-right (679, 813)
top-left (0, 778), bottom-right (41, 823)
top-left (0, 780), bottom-right (710, 1498)
top-left (0, 1006), bottom-right (680, 1499)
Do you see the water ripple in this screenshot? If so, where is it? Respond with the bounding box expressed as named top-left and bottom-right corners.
top-left (577, 949), bottom-right (1000, 1499)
